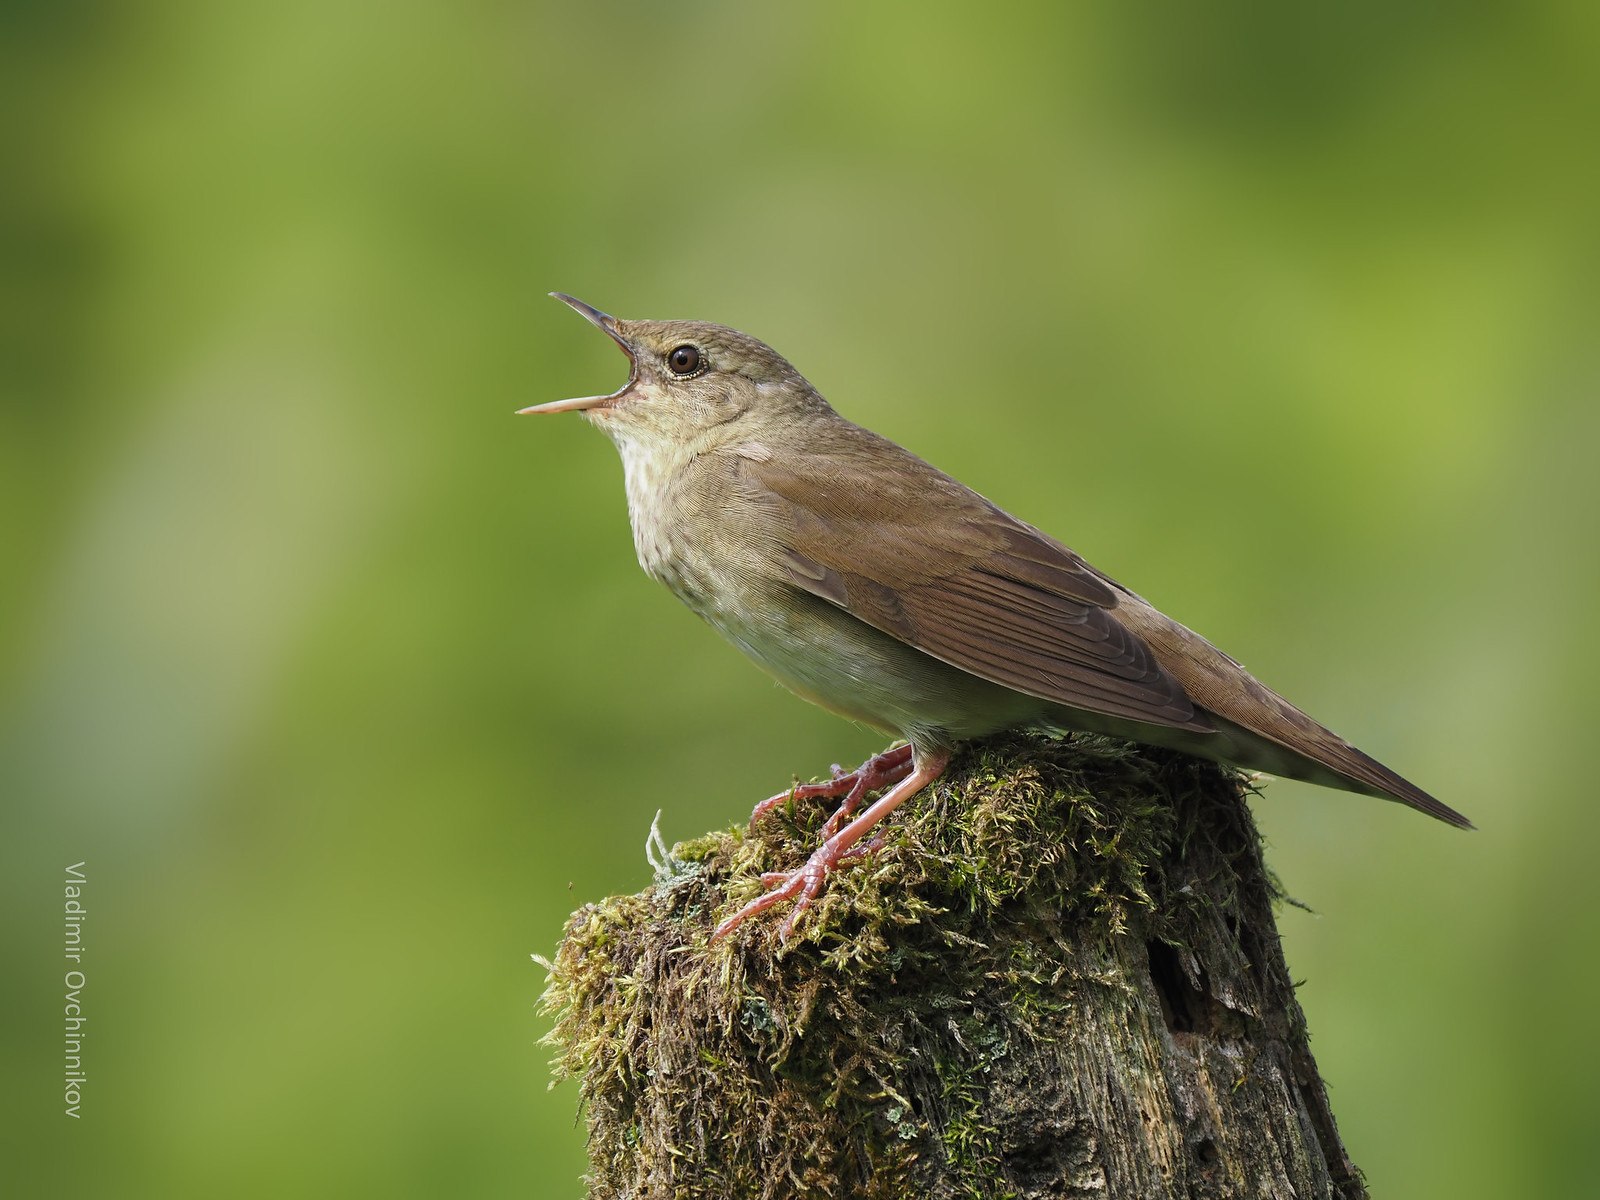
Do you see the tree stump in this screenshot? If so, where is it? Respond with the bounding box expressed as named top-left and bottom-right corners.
top-left (538, 732), bottom-right (1367, 1199)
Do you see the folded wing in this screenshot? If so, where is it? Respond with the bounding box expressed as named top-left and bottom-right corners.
top-left (739, 435), bottom-right (1210, 734)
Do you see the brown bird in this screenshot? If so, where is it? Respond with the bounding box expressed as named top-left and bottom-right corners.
top-left (521, 294), bottom-right (1471, 941)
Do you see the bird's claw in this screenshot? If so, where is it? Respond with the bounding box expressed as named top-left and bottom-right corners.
top-left (713, 744), bottom-right (931, 943)
top-left (711, 744), bottom-right (948, 945)
top-left (715, 821), bottom-right (896, 943)
top-left (714, 833), bottom-right (850, 943)
top-left (746, 744), bottom-right (914, 831)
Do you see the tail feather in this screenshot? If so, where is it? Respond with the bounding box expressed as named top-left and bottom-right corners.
top-left (1112, 592), bottom-right (1473, 829)
top-left (1210, 713), bottom-right (1474, 829)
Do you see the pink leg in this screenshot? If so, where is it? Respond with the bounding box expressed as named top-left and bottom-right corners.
top-left (712, 747), bottom-right (952, 943)
top-left (747, 743), bottom-right (914, 830)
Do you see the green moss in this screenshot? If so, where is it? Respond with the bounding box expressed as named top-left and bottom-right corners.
top-left (538, 732), bottom-right (1250, 1199)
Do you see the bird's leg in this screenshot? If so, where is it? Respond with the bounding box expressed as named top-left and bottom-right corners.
top-left (746, 743), bottom-right (914, 830)
top-left (712, 747), bottom-right (950, 943)
top-left (819, 745), bottom-right (916, 838)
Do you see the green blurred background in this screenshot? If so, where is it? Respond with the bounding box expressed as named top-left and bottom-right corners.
top-left (4, 2), bottom-right (1596, 1196)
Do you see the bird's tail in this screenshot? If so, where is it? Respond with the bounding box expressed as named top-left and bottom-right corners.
top-left (1099, 589), bottom-right (1472, 828)
top-left (1204, 711), bottom-right (1474, 829)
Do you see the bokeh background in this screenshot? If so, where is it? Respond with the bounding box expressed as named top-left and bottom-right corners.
top-left (4, 2), bottom-right (1597, 1196)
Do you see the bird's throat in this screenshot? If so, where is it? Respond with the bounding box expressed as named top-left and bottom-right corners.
top-left (611, 428), bottom-right (704, 584)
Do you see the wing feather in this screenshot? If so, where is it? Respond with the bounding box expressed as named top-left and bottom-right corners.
top-left (739, 436), bottom-right (1210, 734)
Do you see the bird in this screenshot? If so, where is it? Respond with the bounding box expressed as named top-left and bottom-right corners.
top-left (520, 294), bottom-right (1471, 941)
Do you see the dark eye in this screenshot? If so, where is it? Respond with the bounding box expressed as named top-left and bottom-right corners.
top-left (666, 344), bottom-right (702, 376)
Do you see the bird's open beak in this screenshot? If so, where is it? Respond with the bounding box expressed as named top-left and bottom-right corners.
top-left (517, 293), bottom-right (636, 415)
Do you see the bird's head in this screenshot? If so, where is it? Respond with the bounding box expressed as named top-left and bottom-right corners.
top-left (520, 294), bottom-right (830, 450)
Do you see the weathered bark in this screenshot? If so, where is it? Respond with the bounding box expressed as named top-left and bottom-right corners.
top-left (539, 733), bottom-right (1367, 1199)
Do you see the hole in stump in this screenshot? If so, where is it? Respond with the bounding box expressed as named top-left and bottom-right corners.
top-left (1147, 939), bottom-right (1210, 1034)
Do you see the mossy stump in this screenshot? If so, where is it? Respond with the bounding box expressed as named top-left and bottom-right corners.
top-left (540, 733), bottom-right (1366, 1199)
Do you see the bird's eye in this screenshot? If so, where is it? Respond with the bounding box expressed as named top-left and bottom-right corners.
top-left (666, 344), bottom-right (702, 376)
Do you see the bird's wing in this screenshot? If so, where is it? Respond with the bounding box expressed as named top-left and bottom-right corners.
top-left (736, 434), bottom-right (1210, 733)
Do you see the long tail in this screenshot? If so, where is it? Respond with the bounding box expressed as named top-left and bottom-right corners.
top-left (1206, 711), bottom-right (1474, 829)
top-left (1113, 592), bottom-right (1473, 829)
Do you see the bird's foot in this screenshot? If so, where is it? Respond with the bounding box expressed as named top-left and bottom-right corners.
top-left (712, 747), bottom-right (949, 944)
top-left (712, 826), bottom-right (862, 943)
top-left (746, 743), bottom-right (914, 833)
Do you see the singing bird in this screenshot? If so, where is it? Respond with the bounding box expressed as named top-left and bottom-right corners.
top-left (521, 295), bottom-right (1470, 940)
